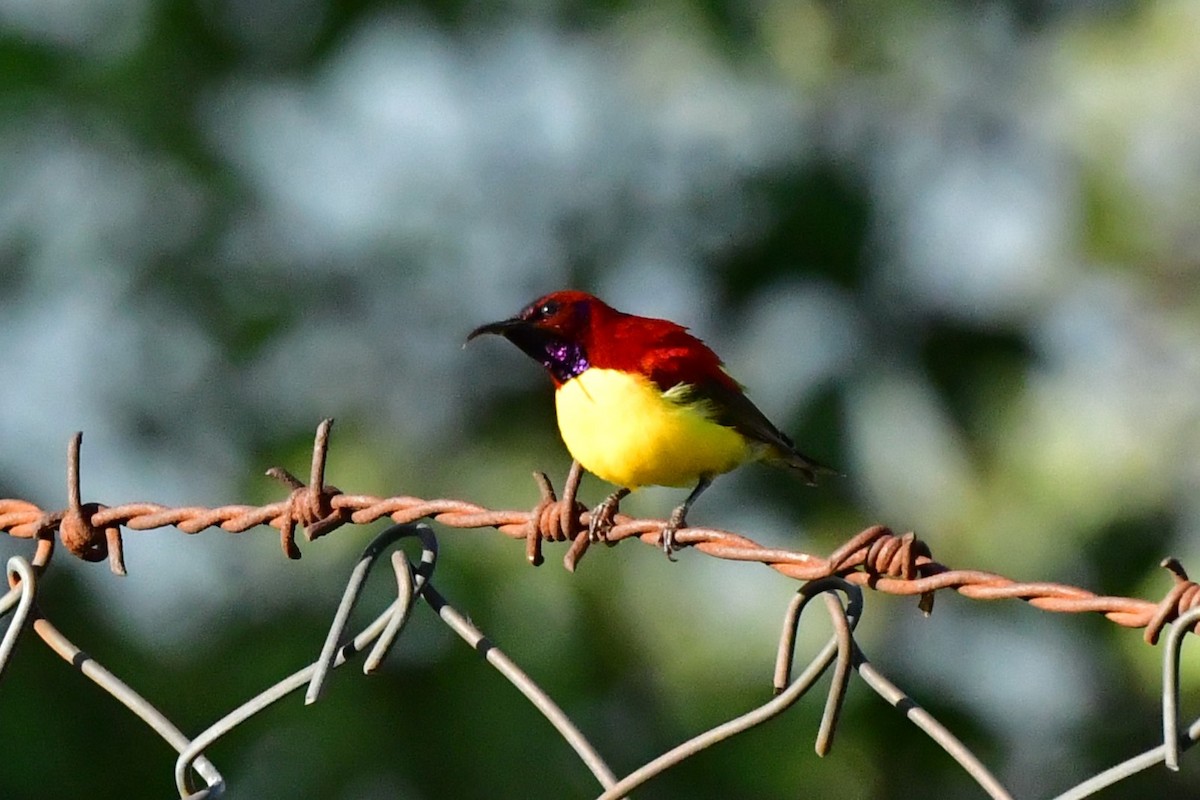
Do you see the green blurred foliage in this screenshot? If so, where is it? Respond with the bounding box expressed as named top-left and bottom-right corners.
top-left (3, 0), bottom-right (1200, 797)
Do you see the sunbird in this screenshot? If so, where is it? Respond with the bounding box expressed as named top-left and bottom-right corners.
top-left (467, 290), bottom-right (835, 553)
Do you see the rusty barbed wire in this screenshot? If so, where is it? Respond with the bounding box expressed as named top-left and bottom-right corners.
top-left (3, 421), bottom-right (1200, 797)
top-left (1, 420), bottom-right (1196, 647)
top-left (5, 521), bottom-right (1198, 798)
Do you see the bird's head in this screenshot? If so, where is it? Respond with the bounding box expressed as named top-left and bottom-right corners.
top-left (466, 290), bottom-right (605, 383)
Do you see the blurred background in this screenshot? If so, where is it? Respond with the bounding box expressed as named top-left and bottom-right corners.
top-left (2, 0), bottom-right (1200, 797)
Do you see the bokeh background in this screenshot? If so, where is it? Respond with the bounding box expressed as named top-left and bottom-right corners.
top-left (3, 0), bottom-right (1200, 797)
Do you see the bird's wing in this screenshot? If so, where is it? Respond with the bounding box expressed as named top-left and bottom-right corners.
top-left (624, 323), bottom-right (836, 485)
top-left (686, 378), bottom-right (834, 485)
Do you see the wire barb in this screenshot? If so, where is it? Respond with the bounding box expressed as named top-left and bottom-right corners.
top-left (1145, 558), bottom-right (1200, 645)
top-left (57, 432), bottom-right (126, 575)
top-left (265, 418), bottom-right (350, 559)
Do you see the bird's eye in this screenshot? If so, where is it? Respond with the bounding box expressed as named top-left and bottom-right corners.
top-left (538, 300), bottom-right (559, 318)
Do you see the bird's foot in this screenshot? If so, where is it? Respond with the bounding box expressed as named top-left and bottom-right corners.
top-left (588, 488), bottom-right (629, 544)
top-left (659, 505), bottom-right (689, 562)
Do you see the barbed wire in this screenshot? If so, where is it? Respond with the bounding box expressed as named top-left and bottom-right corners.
top-left (2, 420), bottom-right (1199, 797)
top-left (2, 420), bottom-right (1196, 644)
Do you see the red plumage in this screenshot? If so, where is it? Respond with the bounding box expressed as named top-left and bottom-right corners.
top-left (576, 298), bottom-right (738, 395)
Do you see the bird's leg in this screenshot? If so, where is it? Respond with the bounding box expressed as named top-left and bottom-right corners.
top-left (661, 476), bottom-right (713, 559)
top-left (588, 487), bottom-right (631, 543)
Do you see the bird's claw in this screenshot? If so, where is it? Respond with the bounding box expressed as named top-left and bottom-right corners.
top-left (586, 510), bottom-right (611, 543)
top-left (659, 506), bottom-right (688, 562)
top-left (587, 490), bottom-right (626, 543)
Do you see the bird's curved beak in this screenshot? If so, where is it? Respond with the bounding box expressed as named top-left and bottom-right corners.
top-left (465, 317), bottom-right (565, 367)
top-left (465, 317), bottom-right (528, 344)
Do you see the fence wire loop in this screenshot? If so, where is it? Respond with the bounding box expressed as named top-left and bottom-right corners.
top-left (366, 550), bottom-right (416, 673)
top-left (306, 523), bottom-right (437, 704)
top-left (1162, 603), bottom-right (1200, 770)
top-left (174, 524), bottom-right (436, 797)
top-left (0, 557), bottom-right (37, 681)
top-left (773, 577), bottom-right (861, 691)
top-left (771, 577), bottom-right (863, 756)
top-left (597, 579), bottom-right (861, 800)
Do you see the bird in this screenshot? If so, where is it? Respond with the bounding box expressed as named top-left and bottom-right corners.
top-left (466, 290), bottom-right (835, 555)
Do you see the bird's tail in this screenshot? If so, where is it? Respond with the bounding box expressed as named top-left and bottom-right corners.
top-left (766, 447), bottom-right (841, 487)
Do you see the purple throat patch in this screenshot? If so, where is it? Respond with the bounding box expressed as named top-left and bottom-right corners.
top-left (542, 341), bottom-right (589, 382)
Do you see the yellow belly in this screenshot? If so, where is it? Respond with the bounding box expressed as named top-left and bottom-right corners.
top-left (554, 368), bottom-right (753, 489)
